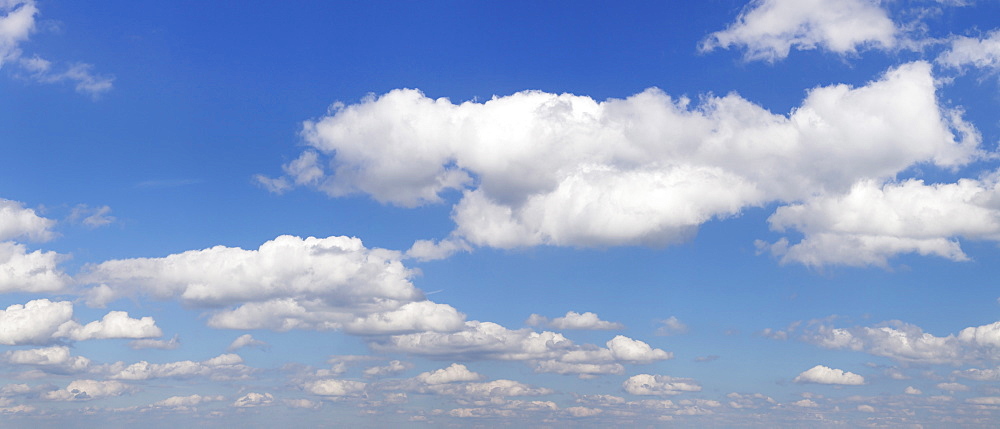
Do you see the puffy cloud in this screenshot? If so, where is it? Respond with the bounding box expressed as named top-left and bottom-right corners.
top-left (55, 311), bottom-right (162, 341)
top-left (759, 176), bottom-right (1000, 267)
top-left (905, 386), bottom-right (922, 395)
top-left (700, 0), bottom-right (897, 61)
top-left (526, 311), bottom-right (624, 330)
top-left (415, 363), bottom-right (484, 385)
top-left (227, 334), bottom-right (267, 352)
top-left (3, 346), bottom-right (90, 372)
top-left (109, 353), bottom-right (254, 381)
top-left (265, 62), bottom-right (980, 262)
top-left (937, 30), bottom-right (1000, 70)
top-left (0, 199), bottom-right (54, 242)
top-left (785, 317), bottom-right (1000, 364)
top-left (792, 398), bottom-right (818, 407)
top-left (0, 1), bottom-right (35, 67)
top-left (374, 321), bottom-right (670, 377)
top-left (305, 379), bottom-right (367, 397)
top-left (81, 235), bottom-right (463, 334)
top-left (426, 379), bottom-right (553, 398)
top-left (0, 299), bottom-right (72, 345)
top-left (793, 365), bottom-right (865, 385)
top-left (43, 379), bottom-right (132, 401)
top-left (623, 374), bottom-right (702, 396)
top-left (232, 392), bottom-right (273, 407)
top-left (0, 242), bottom-right (69, 293)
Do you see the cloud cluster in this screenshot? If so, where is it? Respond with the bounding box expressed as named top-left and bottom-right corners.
top-left (700, 0), bottom-right (897, 61)
top-left (0, 299), bottom-right (161, 346)
top-left (937, 29), bottom-right (1000, 71)
top-left (772, 317), bottom-right (1000, 365)
top-left (108, 353), bottom-right (254, 381)
top-left (262, 61), bottom-right (983, 267)
top-left (81, 235), bottom-right (466, 334)
top-left (622, 374), bottom-right (702, 396)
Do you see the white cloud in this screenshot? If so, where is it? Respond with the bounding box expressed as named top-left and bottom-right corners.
top-left (129, 335), bottom-right (180, 350)
top-left (0, 299), bottom-right (74, 345)
top-left (55, 310), bottom-right (162, 341)
top-left (792, 398), bottom-right (818, 407)
top-left (937, 29), bottom-right (1000, 70)
top-left (787, 317), bottom-right (1000, 365)
top-left (415, 363), bottom-right (484, 385)
top-left (363, 360), bottom-right (413, 377)
top-left (268, 62), bottom-right (980, 262)
top-left (17, 57), bottom-right (114, 98)
top-left (305, 379), bottom-right (367, 397)
top-left (526, 311), bottom-right (624, 330)
top-left (0, 199), bottom-right (54, 242)
top-left (150, 394), bottom-right (224, 409)
top-left (232, 392), bottom-right (273, 407)
top-left (623, 374), bottom-right (702, 396)
top-left (937, 382), bottom-right (969, 392)
top-left (0, 1), bottom-right (36, 68)
top-left (655, 316), bottom-right (689, 336)
top-left (0, 242), bottom-right (69, 293)
top-left (3, 346), bottom-right (90, 372)
top-left (700, 0), bottom-right (897, 61)
top-left (43, 379), bottom-right (133, 401)
top-left (109, 353), bottom-right (254, 381)
top-left (425, 379), bottom-right (553, 398)
top-left (793, 365), bottom-right (865, 385)
top-left (81, 235), bottom-right (465, 334)
top-left (759, 175), bottom-right (1000, 267)
top-left (227, 334), bottom-right (267, 352)
top-left (532, 360), bottom-right (624, 378)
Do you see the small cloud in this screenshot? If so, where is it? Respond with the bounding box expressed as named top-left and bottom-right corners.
top-left (129, 335), bottom-right (180, 350)
top-left (793, 365), bottom-right (865, 385)
top-left (227, 334), bottom-right (269, 352)
top-left (526, 311), bottom-right (624, 331)
top-left (655, 316), bottom-right (688, 336)
top-left (67, 204), bottom-right (115, 228)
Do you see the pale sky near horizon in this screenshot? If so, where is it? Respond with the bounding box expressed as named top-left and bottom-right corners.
top-left (4, 0), bottom-right (1000, 427)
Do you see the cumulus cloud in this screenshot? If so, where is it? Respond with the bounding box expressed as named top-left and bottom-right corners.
top-left (43, 379), bottom-right (133, 401)
top-left (81, 235), bottom-right (466, 334)
top-left (781, 317), bottom-right (1000, 365)
top-left (264, 61), bottom-right (981, 267)
top-left (793, 365), bottom-right (865, 385)
top-left (232, 392), bottom-right (273, 407)
top-left (0, 1), bottom-right (36, 68)
top-left (363, 360), bottom-right (413, 377)
top-left (0, 199), bottom-right (54, 242)
top-left (0, 300), bottom-right (155, 345)
top-left (373, 321), bottom-right (670, 377)
top-left (108, 353), bottom-right (254, 381)
top-left (526, 311), bottom-right (624, 330)
top-left (415, 363), bottom-right (484, 385)
top-left (3, 346), bottom-right (90, 373)
top-left (67, 205), bottom-right (115, 228)
top-left (759, 175), bottom-right (1000, 267)
top-left (305, 379), bottom-right (367, 397)
top-left (0, 242), bottom-right (69, 293)
top-left (149, 394), bottom-right (224, 409)
top-left (937, 29), bottom-right (1000, 71)
top-left (622, 374), bottom-right (702, 396)
top-left (700, 0), bottom-right (897, 61)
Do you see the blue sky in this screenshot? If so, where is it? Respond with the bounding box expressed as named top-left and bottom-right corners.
top-left (4, 0), bottom-right (1000, 427)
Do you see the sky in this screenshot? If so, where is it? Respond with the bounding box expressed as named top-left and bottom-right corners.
top-left (3, 0), bottom-right (1000, 427)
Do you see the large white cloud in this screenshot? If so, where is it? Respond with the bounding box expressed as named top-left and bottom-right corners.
top-left (42, 379), bottom-right (133, 401)
top-left (0, 242), bottom-right (69, 293)
top-left (0, 299), bottom-right (159, 345)
top-left (263, 61), bottom-right (980, 263)
top-left (3, 346), bottom-right (90, 372)
top-left (700, 0), bottom-right (897, 61)
top-left (793, 365), bottom-right (865, 385)
top-left (81, 235), bottom-right (466, 333)
top-left (759, 175), bottom-right (1000, 267)
top-left (414, 363), bottom-right (484, 385)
